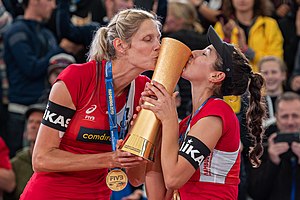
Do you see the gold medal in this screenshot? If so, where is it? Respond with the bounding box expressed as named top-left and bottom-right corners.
top-left (106, 169), bottom-right (128, 191)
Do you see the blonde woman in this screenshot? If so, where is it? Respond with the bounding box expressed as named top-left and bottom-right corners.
top-left (20, 8), bottom-right (161, 200)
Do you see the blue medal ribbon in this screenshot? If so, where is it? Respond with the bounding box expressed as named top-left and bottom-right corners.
top-left (105, 61), bottom-right (129, 151)
top-left (179, 96), bottom-right (215, 144)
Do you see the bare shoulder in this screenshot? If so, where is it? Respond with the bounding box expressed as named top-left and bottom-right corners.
top-left (49, 81), bottom-right (75, 110)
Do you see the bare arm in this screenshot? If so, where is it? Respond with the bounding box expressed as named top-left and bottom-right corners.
top-left (32, 81), bottom-right (144, 172)
top-left (145, 135), bottom-right (172, 200)
top-left (0, 168), bottom-right (16, 192)
top-left (160, 117), bottom-right (222, 189)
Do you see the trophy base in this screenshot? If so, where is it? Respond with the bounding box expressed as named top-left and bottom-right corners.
top-left (120, 134), bottom-right (155, 161)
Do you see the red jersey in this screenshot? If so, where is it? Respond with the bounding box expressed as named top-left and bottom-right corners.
top-left (21, 60), bottom-right (149, 200)
top-left (0, 137), bottom-right (11, 198)
top-left (178, 98), bottom-right (241, 200)
top-left (0, 137), bottom-right (11, 169)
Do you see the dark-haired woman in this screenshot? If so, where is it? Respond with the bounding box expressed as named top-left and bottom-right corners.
top-left (142, 26), bottom-right (266, 199)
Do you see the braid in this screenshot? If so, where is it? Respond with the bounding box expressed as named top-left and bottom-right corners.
top-left (246, 73), bottom-right (266, 167)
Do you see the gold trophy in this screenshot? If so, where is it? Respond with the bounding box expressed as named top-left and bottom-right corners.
top-left (120, 38), bottom-right (191, 161)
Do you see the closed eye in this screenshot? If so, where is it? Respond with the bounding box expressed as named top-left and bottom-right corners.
top-left (143, 36), bottom-right (153, 42)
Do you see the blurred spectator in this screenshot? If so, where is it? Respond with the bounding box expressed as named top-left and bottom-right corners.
top-left (56, 0), bottom-right (134, 63)
top-left (215, 0), bottom-right (283, 72)
top-left (291, 44), bottom-right (300, 93)
top-left (271, 0), bottom-right (300, 78)
top-left (134, 0), bottom-right (167, 25)
top-left (56, 0), bottom-right (135, 47)
top-left (259, 56), bottom-right (287, 137)
top-left (0, 0), bottom-right (12, 139)
top-left (4, 104), bottom-right (45, 200)
top-left (190, 0), bottom-right (223, 32)
top-left (2, 0), bottom-right (23, 18)
top-left (0, 136), bottom-right (15, 200)
top-left (248, 91), bottom-right (300, 200)
top-left (56, 0), bottom-right (167, 63)
top-left (271, 0), bottom-right (295, 19)
top-left (3, 0), bottom-right (81, 157)
top-left (290, 47), bottom-right (300, 93)
top-left (47, 53), bottom-right (75, 85)
top-left (38, 53), bottom-right (76, 104)
top-left (70, 0), bottom-right (107, 25)
top-left (163, 0), bottom-right (207, 48)
top-left (104, 0), bottom-right (134, 23)
top-left (56, 0), bottom-right (101, 63)
top-left (289, 0), bottom-right (300, 93)
top-left (134, 0), bottom-right (154, 10)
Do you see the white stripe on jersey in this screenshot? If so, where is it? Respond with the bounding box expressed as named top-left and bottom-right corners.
top-left (199, 148), bottom-right (239, 184)
top-left (116, 80), bottom-right (135, 129)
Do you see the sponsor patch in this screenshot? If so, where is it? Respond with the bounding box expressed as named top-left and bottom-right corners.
top-left (179, 135), bottom-right (211, 170)
top-left (77, 127), bottom-right (111, 144)
top-left (42, 100), bottom-right (75, 131)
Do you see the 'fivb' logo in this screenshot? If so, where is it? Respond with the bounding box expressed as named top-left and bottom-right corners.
top-left (179, 138), bottom-right (205, 165)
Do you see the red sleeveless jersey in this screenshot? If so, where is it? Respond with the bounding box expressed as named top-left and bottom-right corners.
top-left (178, 98), bottom-right (241, 200)
top-left (21, 60), bottom-right (149, 200)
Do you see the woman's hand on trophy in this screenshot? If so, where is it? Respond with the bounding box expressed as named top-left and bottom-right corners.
top-left (141, 82), bottom-right (157, 104)
top-left (113, 140), bottom-right (147, 168)
top-left (141, 81), bottom-right (178, 123)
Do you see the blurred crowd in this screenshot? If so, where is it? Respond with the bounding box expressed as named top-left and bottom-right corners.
top-left (0, 0), bottom-right (300, 200)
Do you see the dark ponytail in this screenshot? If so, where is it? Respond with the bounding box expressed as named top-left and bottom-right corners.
top-left (246, 73), bottom-right (266, 167)
top-left (213, 46), bottom-right (266, 167)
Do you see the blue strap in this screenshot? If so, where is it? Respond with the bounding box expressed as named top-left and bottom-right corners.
top-left (179, 96), bottom-right (214, 145)
top-left (290, 156), bottom-right (297, 200)
top-left (105, 61), bottom-right (129, 151)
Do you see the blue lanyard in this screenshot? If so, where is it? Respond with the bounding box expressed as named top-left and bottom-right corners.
top-left (290, 156), bottom-right (297, 200)
top-left (179, 96), bottom-right (214, 144)
top-left (105, 61), bottom-right (129, 151)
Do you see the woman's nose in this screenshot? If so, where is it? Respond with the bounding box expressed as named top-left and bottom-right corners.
top-left (154, 39), bottom-right (161, 51)
top-left (192, 50), bottom-right (202, 57)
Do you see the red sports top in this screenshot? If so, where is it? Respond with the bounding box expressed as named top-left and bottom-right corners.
top-left (0, 137), bottom-right (11, 169)
top-left (178, 98), bottom-right (241, 200)
top-left (21, 60), bottom-right (149, 200)
top-left (0, 137), bottom-right (11, 198)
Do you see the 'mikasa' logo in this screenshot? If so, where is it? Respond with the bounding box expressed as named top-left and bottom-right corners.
top-left (43, 104), bottom-right (72, 131)
top-left (179, 138), bottom-right (205, 165)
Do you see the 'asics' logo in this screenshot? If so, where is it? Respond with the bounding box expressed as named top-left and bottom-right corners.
top-left (86, 105), bottom-right (97, 114)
